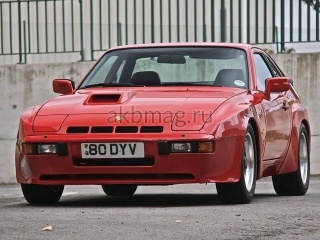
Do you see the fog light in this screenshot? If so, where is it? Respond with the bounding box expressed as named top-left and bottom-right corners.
top-left (22, 143), bottom-right (36, 155)
top-left (38, 144), bottom-right (57, 154)
top-left (171, 143), bottom-right (192, 153)
top-left (198, 142), bottom-right (214, 153)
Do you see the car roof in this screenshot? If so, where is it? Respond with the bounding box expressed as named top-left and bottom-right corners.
top-left (107, 42), bottom-right (259, 52)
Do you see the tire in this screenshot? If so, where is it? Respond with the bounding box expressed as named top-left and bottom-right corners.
top-left (216, 123), bottom-right (257, 204)
top-left (102, 185), bottom-right (138, 196)
top-left (21, 184), bottom-right (64, 205)
top-left (272, 124), bottom-right (310, 196)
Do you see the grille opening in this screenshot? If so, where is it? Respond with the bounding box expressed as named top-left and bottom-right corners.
top-left (140, 126), bottom-right (163, 133)
top-left (88, 94), bottom-right (121, 103)
top-left (67, 125), bottom-right (163, 134)
top-left (67, 126), bottom-right (89, 133)
top-left (115, 126), bottom-right (138, 133)
top-left (74, 157), bottom-right (155, 166)
top-left (91, 126), bottom-right (114, 133)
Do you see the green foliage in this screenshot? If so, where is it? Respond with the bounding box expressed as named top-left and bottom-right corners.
top-left (284, 48), bottom-right (296, 53)
top-left (302, 0), bottom-right (320, 11)
top-left (263, 48), bottom-right (296, 54)
top-left (284, 47), bottom-right (296, 53)
top-left (263, 49), bottom-right (275, 54)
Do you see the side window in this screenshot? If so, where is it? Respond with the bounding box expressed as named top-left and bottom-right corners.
top-left (253, 54), bottom-right (273, 91)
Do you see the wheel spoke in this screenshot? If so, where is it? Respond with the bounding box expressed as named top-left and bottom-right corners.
top-left (244, 132), bottom-right (255, 192)
top-left (299, 133), bottom-right (308, 185)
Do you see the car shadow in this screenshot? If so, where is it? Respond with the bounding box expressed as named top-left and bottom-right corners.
top-left (14, 192), bottom-right (279, 208)
top-left (59, 193), bottom-right (221, 207)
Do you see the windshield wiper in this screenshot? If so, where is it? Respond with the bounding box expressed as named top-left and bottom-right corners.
top-left (80, 82), bottom-right (210, 89)
top-left (79, 82), bottom-right (139, 89)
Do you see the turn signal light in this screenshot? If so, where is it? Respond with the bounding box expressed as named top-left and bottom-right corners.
top-left (22, 143), bottom-right (36, 155)
top-left (169, 141), bottom-right (214, 153)
top-left (22, 143), bottom-right (58, 155)
top-left (198, 142), bottom-right (214, 153)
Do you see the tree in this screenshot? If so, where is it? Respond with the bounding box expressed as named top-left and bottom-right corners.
top-left (302, 0), bottom-right (320, 11)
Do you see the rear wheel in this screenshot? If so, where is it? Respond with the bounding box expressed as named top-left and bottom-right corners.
top-left (21, 184), bottom-right (64, 204)
top-left (216, 124), bottom-right (257, 204)
top-left (272, 124), bottom-right (310, 196)
top-left (102, 185), bottom-right (138, 196)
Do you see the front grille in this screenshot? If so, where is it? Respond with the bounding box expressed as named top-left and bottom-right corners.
top-left (67, 126), bottom-right (90, 133)
top-left (91, 126), bottom-right (114, 133)
top-left (66, 126), bottom-right (163, 134)
top-left (115, 126), bottom-right (139, 133)
top-left (74, 157), bottom-right (155, 166)
top-left (140, 126), bottom-right (163, 133)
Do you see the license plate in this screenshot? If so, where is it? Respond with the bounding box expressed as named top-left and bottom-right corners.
top-left (81, 142), bottom-right (145, 158)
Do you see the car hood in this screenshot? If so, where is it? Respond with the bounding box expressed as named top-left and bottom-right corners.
top-left (34, 87), bottom-right (247, 131)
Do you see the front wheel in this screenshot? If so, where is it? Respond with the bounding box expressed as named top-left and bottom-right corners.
top-left (101, 185), bottom-right (138, 196)
top-left (21, 184), bottom-right (64, 204)
top-left (272, 124), bottom-right (310, 196)
top-left (216, 124), bottom-right (257, 204)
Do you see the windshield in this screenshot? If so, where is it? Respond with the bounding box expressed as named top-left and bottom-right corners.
top-left (79, 47), bottom-right (248, 89)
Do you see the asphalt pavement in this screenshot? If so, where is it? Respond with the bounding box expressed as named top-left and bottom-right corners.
top-left (1, 177), bottom-right (320, 240)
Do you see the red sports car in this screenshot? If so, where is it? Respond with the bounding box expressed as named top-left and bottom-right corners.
top-left (15, 43), bottom-right (310, 204)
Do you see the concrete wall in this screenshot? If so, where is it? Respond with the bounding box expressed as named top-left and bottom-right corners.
top-left (0, 53), bottom-right (319, 183)
top-left (0, 62), bottom-right (94, 183)
top-left (274, 53), bottom-right (320, 175)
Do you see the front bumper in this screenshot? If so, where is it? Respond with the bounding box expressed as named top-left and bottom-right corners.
top-left (15, 134), bottom-right (244, 185)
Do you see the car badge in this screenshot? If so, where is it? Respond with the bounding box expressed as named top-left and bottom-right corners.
top-left (115, 115), bottom-right (123, 121)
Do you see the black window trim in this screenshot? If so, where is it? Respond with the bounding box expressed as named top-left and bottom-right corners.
top-left (253, 51), bottom-right (277, 78)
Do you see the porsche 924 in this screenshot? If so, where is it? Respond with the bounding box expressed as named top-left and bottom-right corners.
top-left (15, 43), bottom-right (310, 204)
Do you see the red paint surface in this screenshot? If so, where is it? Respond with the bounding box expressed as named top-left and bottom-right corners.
top-left (15, 43), bottom-right (310, 185)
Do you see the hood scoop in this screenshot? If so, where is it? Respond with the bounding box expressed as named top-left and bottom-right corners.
top-left (85, 91), bottom-right (136, 105)
top-left (88, 94), bottom-right (121, 104)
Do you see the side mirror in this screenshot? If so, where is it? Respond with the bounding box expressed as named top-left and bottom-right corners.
top-left (265, 77), bottom-right (290, 100)
top-left (52, 79), bottom-right (74, 95)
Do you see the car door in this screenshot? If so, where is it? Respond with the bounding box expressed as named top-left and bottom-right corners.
top-left (253, 52), bottom-right (292, 161)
